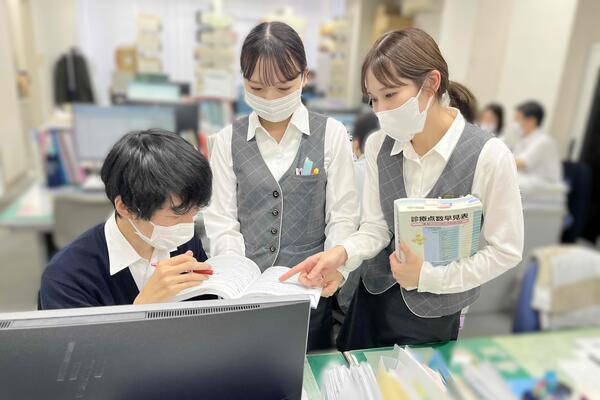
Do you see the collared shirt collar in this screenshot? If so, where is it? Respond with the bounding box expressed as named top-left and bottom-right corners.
top-left (390, 108), bottom-right (465, 162)
top-left (104, 212), bottom-right (144, 276)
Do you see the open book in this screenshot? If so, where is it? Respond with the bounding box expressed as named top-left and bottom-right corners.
top-left (394, 195), bottom-right (483, 266)
top-left (172, 254), bottom-right (322, 308)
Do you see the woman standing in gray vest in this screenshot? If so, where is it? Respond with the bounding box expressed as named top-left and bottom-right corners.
top-left (204, 22), bottom-right (359, 351)
top-left (281, 28), bottom-right (524, 350)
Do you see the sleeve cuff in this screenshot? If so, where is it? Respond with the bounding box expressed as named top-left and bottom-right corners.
top-left (340, 239), bottom-right (362, 271)
top-left (334, 240), bottom-right (363, 287)
top-left (338, 263), bottom-right (355, 286)
top-left (417, 261), bottom-right (444, 294)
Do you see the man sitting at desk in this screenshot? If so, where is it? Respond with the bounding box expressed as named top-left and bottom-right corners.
top-left (40, 129), bottom-right (213, 309)
top-left (511, 100), bottom-right (562, 189)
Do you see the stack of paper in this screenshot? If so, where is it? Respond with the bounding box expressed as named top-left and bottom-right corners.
top-left (135, 13), bottom-right (163, 74)
top-left (321, 347), bottom-right (451, 400)
top-left (321, 362), bottom-right (381, 400)
top-left (194, 7), bottom-right (237, 100)
top-left (559, 337), bottom-right (600, 398)
top-left (461, 362), bottom-right (517, 400)
top-left (394, 195), bottom-right (483, 265)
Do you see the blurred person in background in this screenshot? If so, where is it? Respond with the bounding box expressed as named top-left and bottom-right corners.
top-left (351, 112), bottom-right (380, 207)
top-left (512, 100), bottom-right (562, 188)
top-left (479, 103), bottom-right (504, 136)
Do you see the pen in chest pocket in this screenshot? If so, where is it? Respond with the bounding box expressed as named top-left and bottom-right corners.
top-left (297, 157), bottom-right (320, 176)
top-left (302, 157), bottom-right (313, 175)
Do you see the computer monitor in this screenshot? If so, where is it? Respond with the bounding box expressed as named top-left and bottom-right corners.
top-left (307, 103), bottom-right (361, 141)
top-left (329, 112), bottom-right (358, 139)
top-left (200, 99), bottom-right (231, 134)
top-left (174, 103), bottom-right (199, 134)
top-left (0, 296), bottom-right (311, 400)
top-left (73, 104), bottom-right (176, 167)
top-left (127, 81), bottom-right (180, 103)
top-left (174, 81), bottom-right (191, 96)
top-left (125, 101), bottom-right (199, 135)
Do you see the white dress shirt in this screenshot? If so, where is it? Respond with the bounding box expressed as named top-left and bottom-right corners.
top-left (513, 128), bottom-right (562, 188)
top-left (354, 155), bottom-right (366, 213)
top-left (204, 104), bottom-right (359, 275)
top-left (104, 212), bottom-right (174, 290)
top-left (340, 110), bottom-right (524, 294)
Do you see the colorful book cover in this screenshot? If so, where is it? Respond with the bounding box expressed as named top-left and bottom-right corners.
top-left (394, 196), bottom-right (483, 266)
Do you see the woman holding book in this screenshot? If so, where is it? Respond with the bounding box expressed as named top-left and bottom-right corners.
top-left (204, 21), bottom-right (358, 351)
top-left (281, 28), bottom-right (523, 350)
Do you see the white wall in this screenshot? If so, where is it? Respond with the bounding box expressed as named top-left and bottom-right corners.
top-left (413, 9), bottom-right (442, 42)
top-left (551, 0), bottom-right (600, 157)
top-left (345, 0), bottom-right (379, 106)
top-left (494, 0), bottom-right (577, 133)
top-left (462, 0), bottom-right (514, 107)
top-left (0, 0), bottom-right (30, 190)
top-left (437, 0), bottom-right (578, 144)
top-left (6, 0), bottom-right (27, 70)
top-left (437, 0), bottom-right (479, 84)
top-left (29, 0), bottom-right (78, 120)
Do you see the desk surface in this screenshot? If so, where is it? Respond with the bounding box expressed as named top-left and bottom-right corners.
top-left (0, 184), bottom-right (53, 231)
top-left (304, 327), bottom-right (600, 399)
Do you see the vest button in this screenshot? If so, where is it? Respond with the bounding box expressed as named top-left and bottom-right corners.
top-left (269, 246), bottom-right (276, 252)
top-left (273, 190), bottom-right (280, 198)
top-left (271, 228), bottom-right (278, 234)
top-left (272, 209), bottom-right (279, 216)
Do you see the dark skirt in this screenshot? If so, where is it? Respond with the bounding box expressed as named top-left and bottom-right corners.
top-left (307, 296), bottom-right (333, 351)
top-left (336, 279), bottom-right (461, 351)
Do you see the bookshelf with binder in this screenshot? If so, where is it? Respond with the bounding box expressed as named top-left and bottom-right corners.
top-left (34, 127), bottom-right (82, 188)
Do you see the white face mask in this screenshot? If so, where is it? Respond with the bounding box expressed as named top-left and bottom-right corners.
top-left (511, 122), bottom-right (525, 138)
top-left (129, 219), bottom-right (194, 251)
top-left (244, 86), bottom-right (303, 123)
top-left (375, 86), bottom-right (434, 143)
top-left (480, 122), bottom-right (497, 133)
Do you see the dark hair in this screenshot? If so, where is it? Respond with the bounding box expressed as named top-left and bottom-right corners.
top-left (240, 21), bottom-right (307, 86)
top-left (448, 82), bottom-right (478, 123)
top-left (100, 129), bottom-right (212, 220)
top-left (516, 100), bottom-right (544, 126)
top-left (353, 112), bottom-right (380, 152)
top-left (361, 28), bottom-right (451, 100)
top-left (484, 103), bottom-right (504, 133)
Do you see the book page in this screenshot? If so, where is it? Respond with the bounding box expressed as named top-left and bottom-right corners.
top-left (242, 266), bottom-right (322, 308)
top-left (171, 254), bottom-right (261, 302)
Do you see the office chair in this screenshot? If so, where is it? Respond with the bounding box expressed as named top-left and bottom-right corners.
top-left (52, 191), bottom-right (113, 249)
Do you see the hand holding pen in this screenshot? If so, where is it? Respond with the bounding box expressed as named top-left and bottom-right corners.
top-left (133, 251), bottom-right (213, 304)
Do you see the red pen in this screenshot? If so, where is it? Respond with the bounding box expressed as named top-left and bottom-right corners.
top-left (150, 263), bottom-right (213, 275)
top-left (192, 269), bottom-right (213, 275)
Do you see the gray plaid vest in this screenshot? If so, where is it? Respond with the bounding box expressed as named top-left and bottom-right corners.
top-left (231, 112), bottom-right (328, 271)
top-left (362, 122), bottom-right (493, 317)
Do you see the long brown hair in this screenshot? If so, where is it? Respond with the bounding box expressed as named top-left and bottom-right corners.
top-left (448, 81), bottom-right (478, 123)
top-left (361, 28), bottom-right (453, 101)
